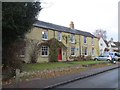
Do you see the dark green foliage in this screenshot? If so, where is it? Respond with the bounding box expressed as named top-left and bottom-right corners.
top-left (39, 38), bottom-right (66, 62)
top-left (2, 2), bottom-right (41, 46)
top-left (2, 2), bottom-right (41, 70)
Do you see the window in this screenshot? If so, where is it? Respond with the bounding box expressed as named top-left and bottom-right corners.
top-left (85, 47), bottom-right (87, 55)
top-left (84, 36), bottom-right (87, 44)
top-left (71, 47), bottom-right (75, 56)
top-left (42, 30), bottom-right (48, 40)
top-left (100, 43), bottom-right (103, 46)
top-left (41, 46), bottom-right (48, 56)
top-left (71, 34), bottom-right (75, 43)
top-left (58, 32), bottom-right (62, 41)
top-left (92, 48), bottom-right (94, 56)
top-left (92, 37), bottom-right (94, 45)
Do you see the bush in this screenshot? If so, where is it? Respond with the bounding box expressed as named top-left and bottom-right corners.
top-left (2, 40), bottom-right (24, 80)
top-left (70, 55), bottom-right (92, 61)
top-left (85, 55), bottom-right (92, 60)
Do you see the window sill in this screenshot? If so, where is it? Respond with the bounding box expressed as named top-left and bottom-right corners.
top-left (71, 42), bottom-right (75, 44)
top-left (41, 55), bottom-right (48, 58)
top-left (71, 55), bottom-right (76, 57)
top-left (58, 40), bottom-right (62, 42)
top-left (84, 43), bottom-right (87, 45)
top-left (42, 38), bottom-right (48, 41)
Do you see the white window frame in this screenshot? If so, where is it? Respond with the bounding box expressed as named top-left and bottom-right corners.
top-left (71, 34), bottom-right (75, 43)
top-left (42, 30), bottom-right (48, 40)
top-left (58, 32), bottom-right (62, 41)
top-left (71, 47), bottom-right (76, 56)
top-left (41, 46), bottom-right (49, 56)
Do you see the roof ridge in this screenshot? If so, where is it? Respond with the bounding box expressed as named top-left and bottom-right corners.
top-left (34, 20), bottom-right (97, 38)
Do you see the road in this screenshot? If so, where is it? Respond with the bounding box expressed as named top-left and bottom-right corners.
top-left (56, 68), bottom-right (120, 88)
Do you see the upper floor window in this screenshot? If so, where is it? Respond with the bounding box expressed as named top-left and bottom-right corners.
top-left (92, 48), bottom-right (94, 56)
top-left (71, 34), bottom-right (75, 43)
top-left (100, 43), bottom-right (103, 46)
top-left (71, 47), bottom-right (75, 56)
top-left (41, 46), bottom-right (49, 56)
top-left (84, 36), bottom-right (87, 44)
top-left (58, 32), bottom-right (62, 41)
top-left (42, 30), bottom-right (48, 40)
top-left (92, 37), bottom-right (94, 45)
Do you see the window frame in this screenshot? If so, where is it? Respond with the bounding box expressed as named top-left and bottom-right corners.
top-left (71, 34), bottom-right (75, 43)
top-left (71, 47), bottom-right (76, 56)
top-left (58, 32), bottom-right (62, 41)
top-left (41, 46), bottom-right (49, 56)
top-left (42, 30), bottom-right (48, 40)
top-left (85, 47), bottom-right (87, 56)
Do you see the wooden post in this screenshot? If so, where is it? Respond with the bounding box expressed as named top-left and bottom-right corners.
top-left (15, 69), bottom-right (20, 88)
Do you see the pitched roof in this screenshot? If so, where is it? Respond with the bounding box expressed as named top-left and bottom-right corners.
top-left (114, 42), bottom-right (120, 47)
top-left (104, 40), bottom-right (109, 47)
top-left (33, 20), bottom-right (96, 38)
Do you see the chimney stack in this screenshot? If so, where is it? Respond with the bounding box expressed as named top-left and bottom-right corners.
top-left (69, 21), bottom-right (74, 29)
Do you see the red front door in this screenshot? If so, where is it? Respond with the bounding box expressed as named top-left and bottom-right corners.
top-left (58, 48), bottom-right (62, 61)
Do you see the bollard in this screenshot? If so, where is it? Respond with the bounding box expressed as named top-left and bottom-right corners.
top-left (15, 69), bottom-right (20, 88)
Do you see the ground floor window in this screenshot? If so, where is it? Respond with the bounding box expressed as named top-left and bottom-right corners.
top-left (41, 46), bottom-right (48, 56)
top-left (85, 47), bottom-right (87, 55)
top-left (92, 48), bottom-right (94, 56)
top-left (71, 47), bottom-right (75, 56)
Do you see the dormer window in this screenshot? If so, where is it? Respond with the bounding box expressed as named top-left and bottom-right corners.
top-left (58, 32), bottom-right (62, 41)
top-left (71, 34), bottom-right (75, 43)
top-left (42, 30), bottom-right (48, 40)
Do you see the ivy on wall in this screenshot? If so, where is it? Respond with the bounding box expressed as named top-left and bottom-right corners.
top-left (62, 34), bottom-right (78, 60)
top-left (38, 38), bottom-right (66, 62)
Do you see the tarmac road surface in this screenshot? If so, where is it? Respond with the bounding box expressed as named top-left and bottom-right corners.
top-left (56, 68), bottom-right (120, 88)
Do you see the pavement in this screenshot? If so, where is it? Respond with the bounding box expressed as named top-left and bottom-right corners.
top-left (2, 63), bottom-right (120, 89)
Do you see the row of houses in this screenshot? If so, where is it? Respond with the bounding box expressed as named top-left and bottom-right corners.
top-left (23, 20), bottom-right (119, 63)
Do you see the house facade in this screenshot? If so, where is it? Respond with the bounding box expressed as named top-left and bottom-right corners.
top-left (99, 37), bottom-right (109, 55)
top-left (98, 37), bottom-right (120, 55)
top-left (108, 39), bottom-right (120, 52)
top-left (24, 21), bottom-right (99, 63)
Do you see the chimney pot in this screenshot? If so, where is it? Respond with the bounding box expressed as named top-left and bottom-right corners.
top-left (69, 21), bottom-right (74, 29)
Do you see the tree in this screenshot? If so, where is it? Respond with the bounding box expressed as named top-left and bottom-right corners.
top-left (93, 29), bottom-right (107, 40)
top-left (2, 2), bottom-right (42, 68)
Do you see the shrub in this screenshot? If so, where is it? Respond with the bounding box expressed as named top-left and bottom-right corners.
top-left (70, 55), bottom-right (92, 61)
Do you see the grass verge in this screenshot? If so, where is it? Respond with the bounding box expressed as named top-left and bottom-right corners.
top-left (23, 60), bottom-right (109, 72)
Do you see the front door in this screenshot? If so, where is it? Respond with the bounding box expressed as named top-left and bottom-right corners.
top-left (58, 48), bottom-right (62, 61)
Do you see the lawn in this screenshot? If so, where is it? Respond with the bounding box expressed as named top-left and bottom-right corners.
top-left (23, 60), bottom-right (109, 72)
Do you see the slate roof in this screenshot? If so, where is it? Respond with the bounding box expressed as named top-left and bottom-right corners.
top-left (33, 20), bottom-right (97, 38)
top-left (104, 40), bottom-right (109, 47)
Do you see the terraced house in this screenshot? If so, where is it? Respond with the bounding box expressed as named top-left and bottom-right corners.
top-left (24, 20), bottom-right (99, 63)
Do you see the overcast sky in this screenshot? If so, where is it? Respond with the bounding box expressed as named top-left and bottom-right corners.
top-left (38, 0), bottom-right (119, 41)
